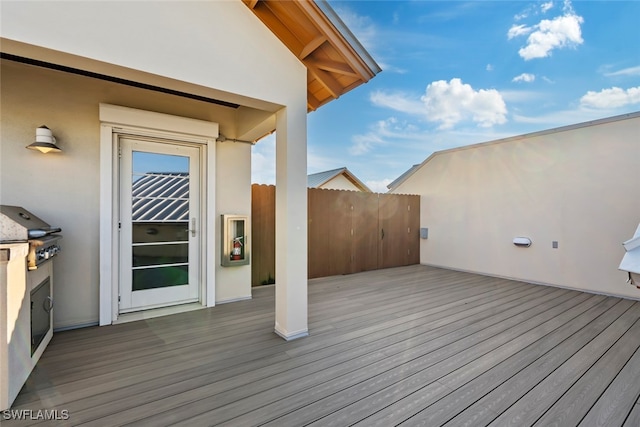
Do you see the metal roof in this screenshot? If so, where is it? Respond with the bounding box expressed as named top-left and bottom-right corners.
top-left (131, 172), bottom-right (189, 222)
top-left (308, 167), bottom-right (344, 188)
top-left (307, 167), bottom-right (371, 192)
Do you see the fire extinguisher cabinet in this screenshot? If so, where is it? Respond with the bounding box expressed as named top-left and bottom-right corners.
top-left (221, 214), bottom-right (250, 267)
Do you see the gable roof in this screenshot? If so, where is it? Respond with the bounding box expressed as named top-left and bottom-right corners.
top-left (387, 164), bottom-right (421, 192)
top-left (308, 167), bottom-right (371, 192)
top-left (388, 111), bottom-right (640, 192)
top-left (243, 0), bottom-right (381, 112)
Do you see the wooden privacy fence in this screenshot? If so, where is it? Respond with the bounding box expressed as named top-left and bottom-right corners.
top-left (251, 184), bottom-right (420, 285)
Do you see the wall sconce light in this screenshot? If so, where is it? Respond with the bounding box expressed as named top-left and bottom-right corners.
top-left (26, 125), bottom-right (62, 153)
top-left (513, 237), bottom-right (532, 247)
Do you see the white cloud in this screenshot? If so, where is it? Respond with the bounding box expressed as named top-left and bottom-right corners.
top-left (486, 64), bottom-right (494, 72)
top-left (421, 78), bottom-right (508, 129)
top-left (349, 117), bottom-right (417, 155)
top-left (515, 2), bottom-right (554, 21)
top-left (366, 178), bottom-right (393, 193)
top-left (514, 12), bottom-right (528, 21)
top-left (508, 24), bottom-right (532, 39)
top-left (580, 86), bottom-right (640, 109)
top-left (509, 0), bottom-right (584, 60)
top-left (604, 66), bottom-right (640, 77)
top-left (350, 131), bottom-right (386, 156)
top-left (370, 91), bottom-right (424, 115)
top-left (371, 79), bottom-right (508, 130)
top-left (541, 2), bottom-right (554, 13)
top-left (519, 15), bottom-right (583, 60)
top-left (512, 73), bottom-right (536, 83)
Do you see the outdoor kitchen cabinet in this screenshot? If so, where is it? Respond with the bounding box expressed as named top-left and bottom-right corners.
top-left (1, 243), bottom-right (29, 410)
top-left (0, 242), bottom-right (54, 410)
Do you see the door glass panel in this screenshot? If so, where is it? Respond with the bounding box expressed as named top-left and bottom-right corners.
top-left (132, 223), bottom-right (188, 244)
top-left (133, 265), bottom-right (188, 291)
top-left (131, 151), bottom-right (190, 291)
top-left (132, 243), bottom-right (188, 267)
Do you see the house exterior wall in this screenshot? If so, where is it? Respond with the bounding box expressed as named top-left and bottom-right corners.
top-left (0, 60), bottom-right (251, 328)
top-left (1, 0), bottom-right (308, 329)
top-left (392, 114), bottom-right (640, 299)
top-left (216, 141), bottom-right (252, 303)
top-left (0, 1), bottom-right (304, 110)
top-left (320, 174), bottom-right (362, 192)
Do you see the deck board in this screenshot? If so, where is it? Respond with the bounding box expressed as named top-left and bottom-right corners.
top-left (342, 296), bottom-right (618, 427)
top-left (251, 292), bottom-right (596, 427)
top-left (5, 265), bottom-right (640, 427)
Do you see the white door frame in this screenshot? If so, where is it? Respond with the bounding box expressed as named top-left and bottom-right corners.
top-left (99, 104), bottom-right (218, 325)
top-left (119, 137), bottom-right (201, 312)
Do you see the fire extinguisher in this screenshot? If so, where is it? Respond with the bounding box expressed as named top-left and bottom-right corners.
top-left (231, 236), bottom-right (243, 260)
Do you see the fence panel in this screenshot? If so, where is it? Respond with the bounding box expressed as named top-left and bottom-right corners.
top-left (308, 188), bottom-right (353, 278)
top-left (251, 185), bottom-right (420, 284)
top-left (251, 184), bottom-right (275, 286)
top-left (351, 191), bottom-right (379, 273)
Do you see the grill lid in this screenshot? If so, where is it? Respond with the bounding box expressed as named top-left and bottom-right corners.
top-left (0, 205), bottom-right (61, 241)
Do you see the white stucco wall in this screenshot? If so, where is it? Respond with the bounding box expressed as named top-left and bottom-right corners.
top-left (0, 1), bottom-right (305, 110)
top-left (320, 174), bottom-right (361, 192)
top-left (216, 141), bottom-right (252, 303)
top-left (1, 0), bottom-right (308, 329)
top-left (392, 113), bottom-right (640, 299)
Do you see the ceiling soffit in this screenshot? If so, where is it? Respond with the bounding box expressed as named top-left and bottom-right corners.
top-left (243, 0), bottom-right (380, 112)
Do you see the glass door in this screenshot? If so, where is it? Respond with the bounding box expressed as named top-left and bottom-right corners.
top-left (119, 137), bottom-right (200, 312)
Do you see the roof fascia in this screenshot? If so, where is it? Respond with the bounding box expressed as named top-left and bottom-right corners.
top-left (311, 0), bottom-right (381, 78)
top-left (342, 169), bottom-right (372, 192)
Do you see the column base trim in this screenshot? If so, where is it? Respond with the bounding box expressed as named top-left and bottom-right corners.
top-left (274, 325), bottom-right (309, 341)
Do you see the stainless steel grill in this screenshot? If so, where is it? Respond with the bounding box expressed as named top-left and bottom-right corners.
top-left (0, 205), bottom-right (62, 269)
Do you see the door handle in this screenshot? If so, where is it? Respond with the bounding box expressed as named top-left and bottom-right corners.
top-left (44, 296), bottom-right (54, 314)
top-left (191, 218), bottom-right (196, 237)
top-left (381, 228), bottom-right (385, 240)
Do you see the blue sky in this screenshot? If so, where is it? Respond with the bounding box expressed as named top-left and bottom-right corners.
top-left (251, 0), bottom-right (640, 192)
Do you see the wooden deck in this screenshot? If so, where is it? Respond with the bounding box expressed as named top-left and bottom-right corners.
top-left (6, 265), bottom-right (640, 426)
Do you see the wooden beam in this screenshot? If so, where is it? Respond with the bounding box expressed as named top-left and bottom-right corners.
top-left (251, 4), bottom-right (304, 52)
top-left (242, 0), bottom-right (259, 10)
top-left (242, 0), bottom-right (379, 111)
top-left (306, 61), bottom-right (342, 99)
top-left (296, 0), bottom-right (377, 80)
top-left (307, 90), bottom-right (321, 111)
top-left (299, 35), bottom-right (326, 59)
top-left (307, 57), bottom-right (358, 78)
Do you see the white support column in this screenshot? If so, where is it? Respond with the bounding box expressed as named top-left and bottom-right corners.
top-left (274, 106), bottom-right (309, 340)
